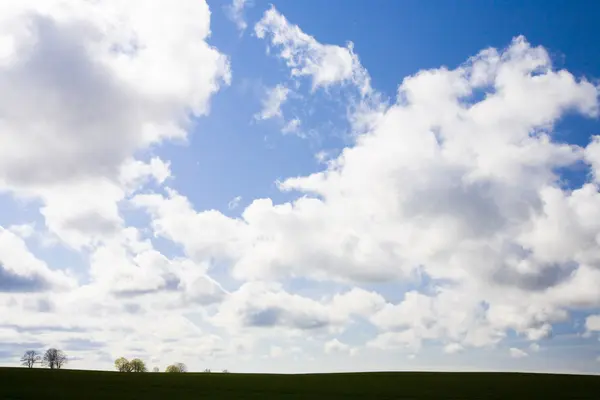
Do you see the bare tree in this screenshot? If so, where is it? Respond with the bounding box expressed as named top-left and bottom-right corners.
top-left (175, 362), bottom-right (188, 373)
top-left (203, 368), bottom-right (211, 373)
top-left (42, 348), bottom-right (68, 369)
top-left (152, 366), bottom-right (159, 373)
top-left (20, 350), bottom-right (41, 368)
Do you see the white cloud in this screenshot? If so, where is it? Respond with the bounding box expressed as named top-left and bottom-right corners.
top-left (211, 281), bottom-right (342, 331)
top-left (135, 36), bottom-right (600, 356)
top-left (282, 118), bottom-right (301, 135)
top-left (269, 345), bottom-right (284, 358)
top-left (0, 0), bottom-right (230, 253)
top-left (444, 343), bottom-right (464, 354)
top-left (133, 189), bottom-right (251, 263)
top-left (1, 0), bottom-right (599, 374)
top-left (226, 0), bottom-right (249, 33)
top-left (0, 227), bottom-right (76, 292)
top-left (324, 338), bottom-right (350, 354)
top-left (8, 223), bottom-right (35, 239)
top-left (0, 0), bottom-right (229, 192)
top-left (268, 345), bottom-right (301, 359)
top-left (0, 0), bottom-right (234, 369)
top-left (585, 315), bottom-right (600, 332)
top-left (36, 156), bottom-right (171, 250)
top-left (255, 84), bottom-right (289, 120)
top-left (228, 196), bottom-right (243, 210)
top-left (87, 227), bottom-right (226, 305)
top-left (119, 158), bottom-right (172, 194)
top-left (210, 282), bottom-right (382, 334)
top-left (509, 347), bottom-right (529, 358)
top-left (529, 343), bottom-right (541, 352)
top-left (255, 6), bottom-right (371, 94)
top-left (367, 330), bottom-right (423, 352)
top-left (36, 180), bottom-right (125, 250)
top-left (314, 150), bottom-right (331, 164)
top-left (585, 136), bottom-right (600, 182)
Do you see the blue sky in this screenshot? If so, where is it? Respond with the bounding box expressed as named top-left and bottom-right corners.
top-left (1, 0), bottom-right (600, 374)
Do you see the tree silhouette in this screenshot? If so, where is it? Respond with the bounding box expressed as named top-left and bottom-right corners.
top-left (42, 348), bottom-right (68, 369)
top-left (20, 350), bottom-right (41, 368)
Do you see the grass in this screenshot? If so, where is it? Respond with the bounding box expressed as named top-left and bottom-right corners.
top-left (1, 367), bottom-right (599, 399)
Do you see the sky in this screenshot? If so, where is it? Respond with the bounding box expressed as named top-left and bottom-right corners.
top-left (1, 0), bottom-right (600, 374)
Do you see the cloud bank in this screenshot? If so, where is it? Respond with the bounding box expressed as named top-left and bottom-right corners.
top-left (0, 1), bottom-right (599, 373)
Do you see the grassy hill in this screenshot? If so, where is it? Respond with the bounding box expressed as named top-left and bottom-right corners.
top-left (1, 367), bottom-right (599, 399)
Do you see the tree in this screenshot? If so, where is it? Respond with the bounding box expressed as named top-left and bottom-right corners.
top-left (114, 357), bottom-right (131, 372)
top-left (20, 350), bottom-right (41, 368)
top-left (175, 362), bottom-right (187, 373)
top-left (203, 368), bottom-right (211, 373)
top-left (129, 358), bottom-right (147, 372)
top-left (165, 362), bottom-right (187, 373)
top-left (165, 365), bottom-right (178, 373)
top-left (152, 367), bottom-right (159, 373)
top-left (42, 348), bottom-right (68, 369)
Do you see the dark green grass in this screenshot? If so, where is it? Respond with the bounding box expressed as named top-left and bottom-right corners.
top-left (1, 367), bottom-right (599, 399)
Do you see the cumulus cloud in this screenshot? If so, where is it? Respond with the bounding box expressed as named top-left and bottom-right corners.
top-left (443, 343), bottom-right (464, 354)
top-left (135, 36), bottom-right (600, 356)
top-left (585, 136), bottom-right (600, 182)
top-left (7, 223), bottom-right (35, 239)
top-left (0, 0), bottom-right (230, 252)
top-left (0, 0), bottom-right (234, 368)
top-left (269, 345), bottom-right (301, 359)
top-left (509, 347), bottom-right (529, 358)
top-left (119, 158), bottom-right (172, 193)
top-left (324, 338), bottom-right (350, 354)
top-left (0, 228), bottom-right (75, 292)
top-left (0, 0), bottom-right (229, 190)
top-left (1, 0), bottom-right (600, 373)
top-left (211, 282), bottom-right (381, 334)
top-left (86, 226), bottom-right (227, 306)
top-left (585, 315), bottom-right (600, 332)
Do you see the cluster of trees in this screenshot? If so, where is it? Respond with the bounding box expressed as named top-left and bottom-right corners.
top-left (165, 362), bottom-right (188, 373)
top-left (21, 350), bottom-right (226, 373)
top-left (114, 357), bottom-right (148, 372)
top-left (114, 357), bottom-right (187, 373)
top-left (21, 349), bottom-right (68, 369)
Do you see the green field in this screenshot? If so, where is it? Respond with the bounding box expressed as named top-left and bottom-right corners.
top-left (1, 367), bottom-right (599, 399)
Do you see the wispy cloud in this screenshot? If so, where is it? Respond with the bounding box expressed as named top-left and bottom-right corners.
top-left (254, 84), bottom-right (290, 120)
top-left (228, 196), bottom-right (242, 210)
top-left (226, 0), bottom-right (250, 33)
